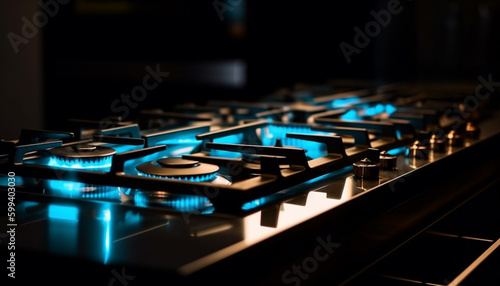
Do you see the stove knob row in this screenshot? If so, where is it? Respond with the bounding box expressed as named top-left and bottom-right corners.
top-left (406, 124), bottom-right (481, 159)
top-left (412, 121), bottom-right (481, 155)
top-left (352, 151), bottom-right (398, 179)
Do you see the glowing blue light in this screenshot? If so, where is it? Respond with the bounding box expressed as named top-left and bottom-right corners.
top-left (241, 197), bottom-right (268, 211)
top-left (119, 187), bottom-right (133, 196)
top-left (156, 138), bottom-right (203, 156)
top-left (0, 176), bottom-right (24, 187)
top-left (385, 104), bottom-right (397, 115)
top-left (340, 109), bottom-right (361, 120)
top-left (110, 144), bottom-right (142, 153)
top-left (48, 205), bottom-right (79, 221)
top-left (133, 192), bottom-right (213, 213)
top-left (395, 129), bottom-right (402, 139)
top-left (102, 209), bottom-right (111, 264)
top-left (260, 124), bottom-right (330, 159)
top-left (47, 180), bottom-right (121, 201)
top-left (48, 156), bottom-right (112, 171)
top-left (349, 103), bottom-right (398, 118)
top-left (19, 201), bottom-right (39, 209)
top-left (377, 103), bottom-right (386, 113)
top-left (362, 103), bottom-right (387, 117)
top-left (170, 146), bottom-right (197, 156)
top-left (138, 173), bottom-right (217, 182)
top-left (331, 97), bottom-right (361, 108)
top-left (134, 192), bottom-right (148, 208)
top-left (387, 146), bottom-right (407, 155)
top-left (162, 196), bottom-right (213, 212)
top-left (124, 211), bottom-right (143, 224)
top-left (200, 207), bottom-right (215, 215)
top-left (81, 190), bottom-right (121, 200)
top-left (212, 134), bottom-right (244, 158)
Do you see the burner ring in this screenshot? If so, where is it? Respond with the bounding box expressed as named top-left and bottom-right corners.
top-left (136, 157), bottom-right (219, 181)
top-left (47, 144), bottom-right (116, 170)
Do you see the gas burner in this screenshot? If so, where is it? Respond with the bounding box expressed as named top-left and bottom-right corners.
top-left (136, 157), bottom-right (223, 182)
top-left (47, 144), bottom-right (116, 170)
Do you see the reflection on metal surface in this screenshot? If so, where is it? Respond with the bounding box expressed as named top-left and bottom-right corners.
top-left (352, 176), bottom-right (381, 192)
top-left (48, 209), bottom-right (79, 256)
top-left (190, 223), bottom-right (233, 238)
top-left (48, 205), bottom-right (79, 221)
top-left (101, 208), bottom-right (111, 264)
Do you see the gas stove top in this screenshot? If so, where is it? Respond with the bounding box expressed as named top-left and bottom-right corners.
top-left (2, 80), bottom-right (500, 285)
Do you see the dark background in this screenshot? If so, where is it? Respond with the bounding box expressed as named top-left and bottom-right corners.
top-left (1, 0), bottom-right (499, 138)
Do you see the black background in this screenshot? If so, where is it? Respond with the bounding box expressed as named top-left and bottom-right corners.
top-left (2, 0), bottom-right (500, 135)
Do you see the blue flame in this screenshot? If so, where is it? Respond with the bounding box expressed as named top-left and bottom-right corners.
top-left (364, 103), bottom-right (386, 116)
top-left (360, 103), bottom-right (397, 117)
top-left (138, 173), bottom-right (217, 182)
top-left (241, 197), bottom-right (268, 210)
top-left (385, 104), bottom-right (397, 115)
top-left (48, 156), bottom-right (112, 171)
top-left (340, 109), bottom-right (361, 120)
top-left (331, 97), bottom-right (361, 108)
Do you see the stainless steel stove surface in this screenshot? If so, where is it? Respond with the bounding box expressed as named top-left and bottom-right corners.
top-left (1, 81), bottom-right (500, 285)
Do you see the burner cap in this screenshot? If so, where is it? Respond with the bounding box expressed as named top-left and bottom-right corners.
top-left (49, 145), bottom-right (116, 159)
top-left (157, 158), bottom-right (200, 168)
top-left (136, 157), bottom-right (219, 181)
